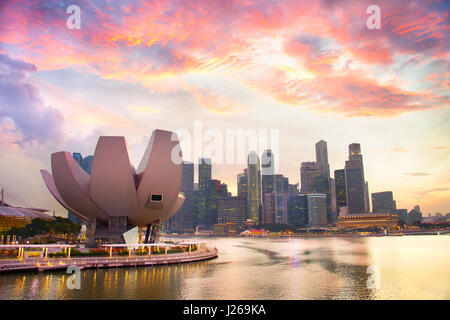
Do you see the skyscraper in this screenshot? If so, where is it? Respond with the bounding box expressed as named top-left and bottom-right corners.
top-left (198, 158), bottom-right (212, 228)
top-left (218, 196), bottom-right (247, 228)
top-left (345, 143), bottom-right (367, 214)
top-left (166, 161), bottom-right (194, 232)
top-left (334, 169), bottom-right (347, 215)
top-left (247, 151), bottom-right (261, 224)
top-left (372, 191), bottom-right (396, 213)
top-left (209, 179), bottom-right (229, 227)
top-left (237, 170), bottom-right (248, 199)
top-left (315, 140), bottom-right (330, 179)
top-left (289, 194), bottom-right (308, 227)
top-left (273, 174), bottom-right (289, 224)
top-left (300, 162), bottom-right (321, 193)
top-left (307, 194), bottom-right (328, 227)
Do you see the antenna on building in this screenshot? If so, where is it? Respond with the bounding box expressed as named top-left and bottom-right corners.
top-left (53, 210), bottom-right (56, 217)
top-left (1, 187), bottom-right (4, 206)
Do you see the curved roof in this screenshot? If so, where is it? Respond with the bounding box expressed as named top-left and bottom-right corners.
top-left (0, 205), bottom-right (53, 220)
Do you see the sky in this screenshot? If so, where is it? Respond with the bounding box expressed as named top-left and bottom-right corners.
top-left (0, 0), bottom-right (448, 216)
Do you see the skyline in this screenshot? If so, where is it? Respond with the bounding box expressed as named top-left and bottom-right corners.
top-left (0, 0), bottom-right (448, 216)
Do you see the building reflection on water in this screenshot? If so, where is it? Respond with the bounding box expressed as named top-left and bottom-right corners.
top-left (0, 236), bottom-right (449, 300)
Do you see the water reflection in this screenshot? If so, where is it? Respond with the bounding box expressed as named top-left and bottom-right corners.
top-left (0, 236), bottom-right (448, 299)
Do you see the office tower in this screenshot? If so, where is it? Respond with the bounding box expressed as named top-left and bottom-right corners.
top-left (372, 191), bottom-right (396, 213)
top-left (261, 149), bottom-right (275, 176)
top-left (349, 143), bottom-right (362, 161)
top-left (237, 170), bottom-right (248, 199)
top-left (365, 181), bottom-right (370, 212)
top-left (167, 161), bottom-right (194, 232)
top-left (220, 183), bottom-right (229, 199)
top-left (330, 178), bottom-right (337, 221)
top-left (289, 194), bottom-right (308, 227)
top-left (289, 183), bottom-right (299, 197)
top-left (315, 140), bottom-right (330, 179)
top-left (198, 158), bottom-right (211, 228)
top-left (262, 193), bottom-right (276, 224)
top-left (218, 196), bottom-right (247, 228)
top-left (209, 179), bottom-right (229, 227)
top-left (345, 143), bottom-right (367, 214)
top-left (307, 194), bottom-right (328, 227)
top-left (300, 162), bottom-right (321, 193)
top-left (413, 205), bottom-right (421, 213)
top-left (193, 184), bottom-right (199, 227)
top-left (273, 174), bottom-right (289, 224)
top-left (334, 169), bottom-right (347, 215)
top-left (247, 151), bottom-right (261, 223)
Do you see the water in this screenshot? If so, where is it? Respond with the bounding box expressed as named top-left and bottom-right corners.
top-left (1, 236), bottom-right (449, 299)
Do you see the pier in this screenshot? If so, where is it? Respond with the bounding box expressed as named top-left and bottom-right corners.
top-left (0, 243), bottom-right (218, 273)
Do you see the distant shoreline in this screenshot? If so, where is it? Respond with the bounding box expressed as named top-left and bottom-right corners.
top-left (163, 230), bottom-right (450, 239)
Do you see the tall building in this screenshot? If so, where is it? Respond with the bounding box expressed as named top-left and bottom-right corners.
top-left (334, 169), bottom-right (347, 215)
top-left (365, 181), bottom-right (370, 213)
top-left (247, 151), bottom-right (261, 224)
top-left (218, 196), bottom-right (247, 228)
top-left (315, 140), bottom-right (330, 179)
top-left (237, 170), bottom-right (248, 199)
top-left (209, 179), bottom-right (229, 228)
top-left (193, 184), bottom-right (199, 227)
top-left (330, 178), bottom-right (337, 221)
top-left (289, 183), bottom-right (299, 197)
top-left (197, 158), bottom-right (212, 228)
top-left (300, 162), bottom-right (321, 193)
top-left (345, 143), bottom-right (367, 214)
top-left (166, 161), bottom-right (194, 232)
top-left (289, 194), bottom-right (308, 227)
top-left (273, 174), bottom-right (289, 224)
top-left (261, 149), bottom-right (275, 176)
top-left (372, 191), bottom-right (396, 213)
top-left (307, 194), bottom-right (328, 227)
top-left (262, 193), bottom-right (276, 224)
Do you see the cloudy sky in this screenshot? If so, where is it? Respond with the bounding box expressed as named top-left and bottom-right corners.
top-left (0, 0), bottom-right (448, 216)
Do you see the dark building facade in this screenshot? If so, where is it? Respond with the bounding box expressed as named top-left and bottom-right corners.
top-left (217, 196), bottom-right (247, 228)
top-left (300, 162), bottom-right (321, 194)
top-left (165, 161), bottom-right (194, 232)
top-left (289, 194), bottom-right (308, 227)
top-left (372, 191), bottom-right (396, 213)
top-left (345, 143), bottom-right (367, 214)
top-left (197, 158), bottom-right (212, 229)
top-left (334, 169), bottom-right (347, 215)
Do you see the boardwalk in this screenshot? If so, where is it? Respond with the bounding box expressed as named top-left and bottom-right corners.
top-left (0, 248), bottom-right (218, 273)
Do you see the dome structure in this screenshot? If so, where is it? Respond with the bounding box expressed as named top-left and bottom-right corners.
top-left (41, 129), bottom-right (184, 228)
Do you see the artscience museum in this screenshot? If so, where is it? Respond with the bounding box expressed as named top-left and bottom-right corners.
top-left (40, 129), bottom-right (185, 245)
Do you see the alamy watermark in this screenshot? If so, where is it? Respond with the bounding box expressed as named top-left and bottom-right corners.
top-left (170, 121), bottom-right (279, 173)
top-left (66, 265), bottom-right (81, 289)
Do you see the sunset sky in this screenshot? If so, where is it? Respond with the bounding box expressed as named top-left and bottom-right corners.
top-left (0, 0), bottom-right (448, 216)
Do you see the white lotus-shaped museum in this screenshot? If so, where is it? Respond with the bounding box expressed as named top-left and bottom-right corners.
top-left (40, 129), bottom-right (185, 228)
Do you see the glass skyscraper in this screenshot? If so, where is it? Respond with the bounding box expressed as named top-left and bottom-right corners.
top-left (198, 158), bottom-right (212, 228)
top-left (345, 143), bottom-right (367, 214)
top-left (247, 151), bottom-right (261, 224)
top-left (334, 169), bottom-right (347, 215)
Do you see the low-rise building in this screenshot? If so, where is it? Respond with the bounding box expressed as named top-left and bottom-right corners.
top-left (337, 213), bottom-right (398, 231)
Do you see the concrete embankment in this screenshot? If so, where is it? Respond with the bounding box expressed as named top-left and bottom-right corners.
top-left (0, 248), bottom-right (218, 273)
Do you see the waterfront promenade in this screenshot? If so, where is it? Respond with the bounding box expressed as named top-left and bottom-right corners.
top-left (0, 247), bottom-right (218, 273)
